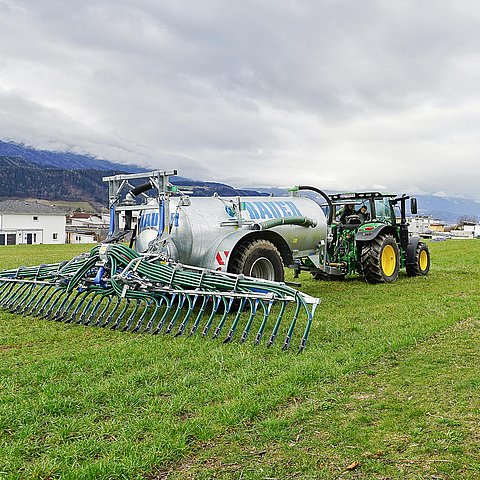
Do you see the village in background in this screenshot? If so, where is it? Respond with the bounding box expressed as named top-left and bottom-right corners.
top-left (0, 197), bottom-right (478, 247)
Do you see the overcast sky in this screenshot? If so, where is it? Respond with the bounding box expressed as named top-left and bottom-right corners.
top-left (1, 0), bottom-right (479, 199)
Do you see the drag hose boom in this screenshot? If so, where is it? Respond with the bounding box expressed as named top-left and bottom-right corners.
top-left (0, 244), bottom-right (320, 352)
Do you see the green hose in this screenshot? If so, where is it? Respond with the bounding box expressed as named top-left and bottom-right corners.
top-left (0, 243), bottom-right (320, 352)
top-left (252, 216), bottom-right (317, 231)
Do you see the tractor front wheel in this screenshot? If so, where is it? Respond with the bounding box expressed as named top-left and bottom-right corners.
top-left (406, 241), bottom-right (430, 276)
top-left (360, 235), bottom-right (400, 284)
top-left (229, 239), bottom-right (285, 282)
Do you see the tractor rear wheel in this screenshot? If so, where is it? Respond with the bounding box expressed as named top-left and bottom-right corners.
top-left (360, 234), bottom-right (400, 283)
top-left (406, 241), bottom-right (430, 276)
top-left (229, 239), bottom-right (284, 282)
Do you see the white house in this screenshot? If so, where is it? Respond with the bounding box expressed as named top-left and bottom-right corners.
top-left (66, 212), bottom-right (109, 244)
top-left (407, 215), bottom-right (444, 234)
top-left (0, 200), bottom-right (66, 245)
top-left (462, 222), bottom-right (480, 238)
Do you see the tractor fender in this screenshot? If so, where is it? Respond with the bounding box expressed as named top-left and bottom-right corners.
top-left (200, 229), bottom-right (293, 272)
top-left (355, 224), bottom-right (398, 243)
top-left (405, 236), bottom-right (422, 266)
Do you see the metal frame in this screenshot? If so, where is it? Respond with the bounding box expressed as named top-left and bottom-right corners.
top-left (103, 170), bottom-right (177, 242)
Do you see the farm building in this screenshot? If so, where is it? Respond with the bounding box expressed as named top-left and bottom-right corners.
top-left (66, 212), bottom-right (109, 244)
top-left (0, 200), bottom-right (66, 245)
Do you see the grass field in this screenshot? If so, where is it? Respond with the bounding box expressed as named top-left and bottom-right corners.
top-left (0, 241), bottom-right (479, 479)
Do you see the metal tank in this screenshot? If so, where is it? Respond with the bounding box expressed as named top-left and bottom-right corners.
top-left (103, 170), bottom-right (328, 282)
top-left (135, 194), bottom-right (327, 274)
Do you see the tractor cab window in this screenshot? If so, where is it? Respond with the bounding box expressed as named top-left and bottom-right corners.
top-left (374, 198), bottom-right (392, 222)
top-left (391, 203), bottom-right (401, 224)
top-left (356, 203), bottom-right (371, 222)
top-left (335, 202), bottom-right (371, 224)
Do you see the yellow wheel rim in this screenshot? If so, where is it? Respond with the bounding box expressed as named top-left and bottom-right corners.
top-left (381, 244), bottom-right (396, 277)
top-left (419, 249), bottom-right (428, 271)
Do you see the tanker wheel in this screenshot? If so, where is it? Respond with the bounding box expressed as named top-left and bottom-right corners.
top-left (229, 239), bottom-right (284, 282)
top-left (360, 234), bottom-right (400, 284)
top-left (406, 242), bottom-right (430, 276)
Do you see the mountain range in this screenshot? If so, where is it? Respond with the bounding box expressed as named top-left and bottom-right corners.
top-left (0, 140), bottom-right (143, 173)
top-left (0, 141), bottom-right (264, 206)
top-left (0, 140), bottom-right (478, 223)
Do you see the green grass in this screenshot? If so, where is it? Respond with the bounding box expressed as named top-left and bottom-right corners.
top-left (0, 241), bottom-right (479, 479)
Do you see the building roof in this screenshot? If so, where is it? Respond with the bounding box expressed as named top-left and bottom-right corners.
top-left (0, 200), bottom-right (66, 216)
top-left (68, 212), bottom-right (95, 219)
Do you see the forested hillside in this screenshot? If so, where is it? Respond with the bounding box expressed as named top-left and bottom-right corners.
top-left (0, 157), bottom-right (116, 203)
top-left (0, 156), bottom-right (263, 206)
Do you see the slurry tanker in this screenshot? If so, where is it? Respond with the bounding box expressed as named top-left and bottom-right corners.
top-left (109, 170), bottom-right (429, 284)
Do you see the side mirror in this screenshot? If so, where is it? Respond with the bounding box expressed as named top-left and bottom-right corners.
top-left (410, 198), bottom-right (418, 215)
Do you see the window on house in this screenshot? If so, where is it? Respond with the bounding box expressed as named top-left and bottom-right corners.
top-left (53, 233), bottom-right (58, 240)
top-left (33, 216), bottom-right (39, 221)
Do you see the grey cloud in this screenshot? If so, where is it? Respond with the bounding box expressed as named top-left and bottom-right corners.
top-left (1, 0), bottom-right (480, 199)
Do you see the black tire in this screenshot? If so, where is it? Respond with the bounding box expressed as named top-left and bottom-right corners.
top-left (229, 239), bottom-right (284, 282)
top-left (406, 242), bottom-right (430, 277)
top-left (360, 234), bottom-right (400, 284)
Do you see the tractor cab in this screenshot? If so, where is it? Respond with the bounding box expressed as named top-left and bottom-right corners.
top-left (329, 192), bottom-right (397, 227)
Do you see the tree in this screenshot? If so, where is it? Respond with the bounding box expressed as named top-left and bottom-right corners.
top-left (457, 215), bottom-right (478, 228)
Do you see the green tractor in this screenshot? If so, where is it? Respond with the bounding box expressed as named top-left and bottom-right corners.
top-left (297, 189), bottom-right (430, 283)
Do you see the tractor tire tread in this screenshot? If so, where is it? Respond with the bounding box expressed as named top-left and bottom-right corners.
top-left (229, 239), bottom-right (284, 282)
top-left (406, 241), bottom-right (430, 277)
top-left (360, 234), bottom-right (400, 284)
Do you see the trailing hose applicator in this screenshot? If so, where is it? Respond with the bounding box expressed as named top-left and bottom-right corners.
top-left (0, 244), bottom-right (320, 353)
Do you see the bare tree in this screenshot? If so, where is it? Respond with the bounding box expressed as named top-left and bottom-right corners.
top-left (457, 215), bottom-right (478, 228)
